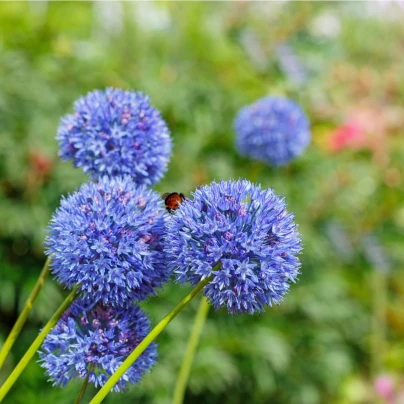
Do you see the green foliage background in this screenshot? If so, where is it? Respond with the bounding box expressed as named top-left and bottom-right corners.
top-left (1, 2), bottom-right (404, 403)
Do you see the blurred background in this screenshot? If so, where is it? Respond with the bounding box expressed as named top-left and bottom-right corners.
top-left (0, 2), bottom-right (404, 403)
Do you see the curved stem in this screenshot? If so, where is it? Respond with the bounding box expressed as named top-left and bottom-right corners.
top-left (0, 257), bottom-right (51, 369)
top-left (74, 365), bottom-right (93, 404)
top-left (0, 285), bottom-right (79, 402)
top-left (89, 277), bottom-right (211, 404)
top-left (172, 295), bottom-right (210, 404)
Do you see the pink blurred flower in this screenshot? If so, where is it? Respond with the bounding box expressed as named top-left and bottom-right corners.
top-left (328, 120), bottom-right (367, 152)
top-left (327, 104), bottom-right (391, 156)
top-left (374, 375), bottom-right (395, 403)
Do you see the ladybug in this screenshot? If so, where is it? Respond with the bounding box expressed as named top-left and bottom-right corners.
top-left (162, 192), bottom-right (186, 213)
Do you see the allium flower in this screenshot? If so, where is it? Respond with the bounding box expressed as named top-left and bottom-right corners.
top-left (164, 179), bottom-right (302, 314)
top-left (46, 176), bottom-right (168, 306)
top-left (57, 88), bottom-right (172, 185)
top-left (39, 300), bottom-right (156, 391)
top-left (234, 96), bottom-right (311, 166)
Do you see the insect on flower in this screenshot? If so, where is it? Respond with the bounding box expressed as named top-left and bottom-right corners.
top-left (162, 192), bottom-right (186, 213)
top-left (164, 179), bottom-right (303, 314)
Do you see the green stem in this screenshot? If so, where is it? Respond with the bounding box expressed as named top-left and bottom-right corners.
top-left (0, 257), bottom-right (51, 369)
top-left (0, 285), bottom-right (79, 402)
top-left (172, 295), bottom-right (210, 404)
top-left (370, 270), bottom-right (387, 378)
top-left (74, 365), bottom-right (92, 404)
top-left (89, 277), bottom-right (211, 404)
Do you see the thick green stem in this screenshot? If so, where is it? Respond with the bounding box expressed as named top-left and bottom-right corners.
top-left (89, 277), bottom-right (211, 404)
top-left (172, 295), bottom-right (210, 404)
top-left (74, 366), bottom-right (92, 404)
top-left (0, 257), bottom-right (51, 369)
top-left (0, 285), bottom-right (79, 402)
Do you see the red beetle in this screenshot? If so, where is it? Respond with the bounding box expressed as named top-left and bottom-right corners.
top-left (162, 192), bottom-right (186, 213)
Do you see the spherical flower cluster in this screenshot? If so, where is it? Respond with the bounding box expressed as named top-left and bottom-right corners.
top-left (164, 179), bottom-right (302, 314)
top-left (234, 96), bottom-right (311, 166)
top-left (39, 300), bottom-right (156, 391)
top-left (57, 88), bottom-right (172, 185)
top-left (46, 176), bottom-right (168, 306)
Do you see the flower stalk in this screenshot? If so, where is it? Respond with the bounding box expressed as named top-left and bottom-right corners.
top-left (172, 295), bottom-right (211, 404)
top-left (371, 270), bottom-right (388, 378)
top-left (0, 284), bottom-right (79, 402)
top-left (89, 277), bottom-right (211, 404)
top-left (74, 365), bottom-right (93, 404)
top-left (0, 257), bottom-right (51, 369)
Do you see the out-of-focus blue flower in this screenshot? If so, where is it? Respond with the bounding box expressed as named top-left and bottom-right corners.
top-left (276, 44), bottom-right (307, 86)
top-left (39, 300), bottom-right (156, 392)
top-left (164, 179), bottom-right (302, 314)
top-left (57, 88), bottom-right (172, 185)
top-left (234, 96), bottom-right (310, 166)
top-left (46, 176), bottom-right (168, 307)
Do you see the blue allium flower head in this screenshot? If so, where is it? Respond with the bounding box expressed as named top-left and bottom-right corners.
top-left (164, 179), bottom-right (302, 314)
top-left (57, 88), bottom-right (172, 185)
top-left (39, 300), bottom-right (156, 391)
top-left (46, 176), bottom-right (168, 306)
top-left (234, 96), bottom-right (311, 166)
